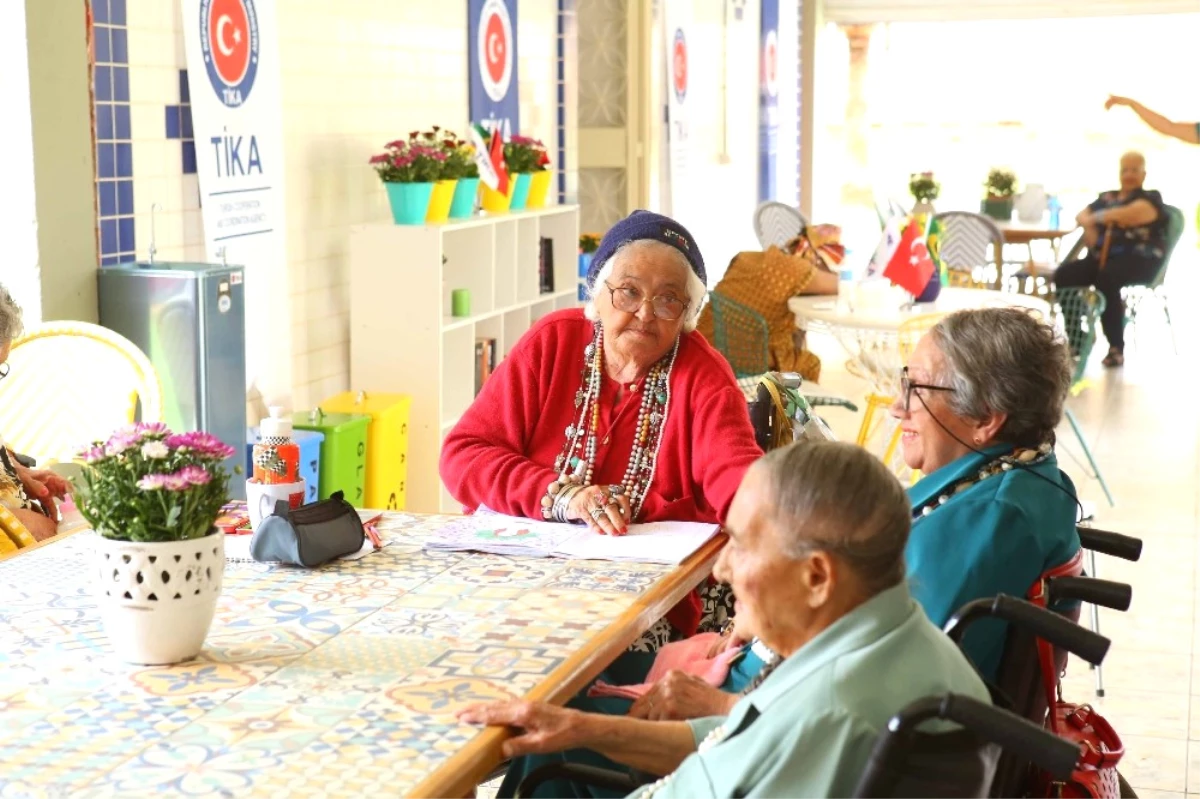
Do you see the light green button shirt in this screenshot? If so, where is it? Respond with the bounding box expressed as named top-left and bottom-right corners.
top-left (633, 582), bottom-right (990, 798)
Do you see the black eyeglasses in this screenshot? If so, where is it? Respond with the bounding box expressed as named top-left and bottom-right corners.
top-left (899, 366), bottom-right (954, 412)
top-left (603, 281), bottom-right (689, 321)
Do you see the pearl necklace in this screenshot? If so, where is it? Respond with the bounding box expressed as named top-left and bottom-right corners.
top-left (912, 442), bottom-right (1053, 520)
top-left (545, 325), bottom-right (679, 522)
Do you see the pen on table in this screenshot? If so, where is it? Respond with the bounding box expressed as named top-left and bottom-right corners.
top-left (364, 522), bottom-right (382, 550)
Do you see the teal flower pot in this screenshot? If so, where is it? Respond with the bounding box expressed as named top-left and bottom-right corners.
top-left (509, 173), bottom-right (533, 210)
top-left (448, 177), bottom-right (480, 219)
top-left (385, 182), bottom-right (434, 225)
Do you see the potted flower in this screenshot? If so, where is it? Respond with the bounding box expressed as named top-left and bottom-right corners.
top-left (441, 130), bottom-right (481, 220)
top-left (369, 137), bottom-right (447, 225)
top-left (75, 423), bottom-right (236, 665)
top-left (524, 138), bottom-right (553, 208)
top-left (502, 135), bottom-right (548, 211)
top-left (981, 168), bottom-right (1017, 221)
top-left (908, 172), bottom-right (940, 216)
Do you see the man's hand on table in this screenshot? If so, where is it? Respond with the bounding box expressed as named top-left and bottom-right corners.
top-left (628, 670), bottom-right (738, 721)
top-left (458, 701), bottom-right (586, 758)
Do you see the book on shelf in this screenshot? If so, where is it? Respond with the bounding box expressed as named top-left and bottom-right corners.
top-left (538, 236), bottom-right (555, 294)
top-left (474, 337), bottom-right (497, 395)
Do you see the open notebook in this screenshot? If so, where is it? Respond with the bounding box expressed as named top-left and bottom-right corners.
top-left (423, 507), bottom-right (720, 565)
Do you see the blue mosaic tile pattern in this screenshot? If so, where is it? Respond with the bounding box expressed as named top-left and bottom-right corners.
top-left (165, 70), bottom-right (196, 175)
top-left (92, 0), bottom-right (133, 267)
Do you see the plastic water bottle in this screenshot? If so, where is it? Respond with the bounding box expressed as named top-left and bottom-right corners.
top-left (838, 267), bottom-right (856, 313)
top-left (1048, 196), bottom-right (1061, 230)
top-left (253, 406), bottom-right (300, 485)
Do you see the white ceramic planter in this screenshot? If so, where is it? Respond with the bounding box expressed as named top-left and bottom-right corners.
top-left (93, 531), bottom-right (224, 665)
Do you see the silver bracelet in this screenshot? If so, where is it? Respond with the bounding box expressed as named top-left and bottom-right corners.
top-left (553, 484), bottom-right (583, 523)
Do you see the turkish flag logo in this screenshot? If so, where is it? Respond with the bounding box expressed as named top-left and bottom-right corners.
top-left (883, 220), bottom-right (936, 296)
top-left (208, 0), bottom-right (251, 86)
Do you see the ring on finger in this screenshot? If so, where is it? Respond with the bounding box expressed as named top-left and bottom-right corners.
top-left (609, 484), bottom-right (625, 496)
top-left (589, 507), bottom-right (605, 519)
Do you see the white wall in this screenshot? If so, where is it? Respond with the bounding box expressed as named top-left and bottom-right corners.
top-left (1, 0), bottom-right (41, 324)
top-left (122, 0), bottom-right (561, 411)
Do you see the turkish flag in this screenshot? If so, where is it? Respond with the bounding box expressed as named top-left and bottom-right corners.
top-left (883, 220), bottom-right (936, 296)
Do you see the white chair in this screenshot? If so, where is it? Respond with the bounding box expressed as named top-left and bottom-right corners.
top-left (753, 202), bottom-right (809, 250)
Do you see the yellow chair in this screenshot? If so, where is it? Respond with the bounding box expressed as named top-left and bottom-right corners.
top-left (0, 321), bottom-right (163, 464)
top-left (853, 313), bottom-right (944, 483)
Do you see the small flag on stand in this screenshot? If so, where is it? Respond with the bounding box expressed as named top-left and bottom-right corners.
top-left (883, 219), bottom-right (936, 296)
top-left (469, 123), bottom-right (509, 194)
top-left (926, 216), bottom-right (949, 286)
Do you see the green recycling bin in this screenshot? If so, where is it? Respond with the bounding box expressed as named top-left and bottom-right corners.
top-left (293, 409), bottom-right (370, 508)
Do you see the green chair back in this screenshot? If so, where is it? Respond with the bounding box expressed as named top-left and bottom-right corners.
top-left (1054, 287), bottom-right (1106, 385)
top-left (1151, 204), bottom-right (1185, 290)
top-left (708, 291), bottom-right (771, 378)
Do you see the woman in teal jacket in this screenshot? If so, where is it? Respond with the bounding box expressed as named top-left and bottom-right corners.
top-left (889, 307), bottom-right (1081, 681)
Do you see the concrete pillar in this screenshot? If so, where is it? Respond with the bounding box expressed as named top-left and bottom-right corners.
top-left (839, 23), bottom-right (875, 208)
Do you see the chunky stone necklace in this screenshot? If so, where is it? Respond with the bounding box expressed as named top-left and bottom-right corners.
top-left (912, 442), bottom-right (1053, 520)
top-left (546, 324), bottom-right (679, 522)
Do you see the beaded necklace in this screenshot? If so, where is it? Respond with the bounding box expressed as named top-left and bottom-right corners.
top-left (911, 442), bottom-right (1053, 520)
top-left (547, 325), bottom-right (679, 522)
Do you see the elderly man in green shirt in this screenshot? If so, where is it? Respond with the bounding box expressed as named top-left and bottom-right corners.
top-left (460, 441), bottom-right (990, 798)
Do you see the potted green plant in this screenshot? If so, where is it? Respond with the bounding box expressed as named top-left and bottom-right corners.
top-left (75, 423), bottom-right (236, 665)
top-left (908, 172), bottom-right (940, 216)
top-left (502, 135), bottom-right (547, 211)
top-left (369, 137), bottom-right (447, 224)
top-left (981, 168), bottom-right (1017, 221)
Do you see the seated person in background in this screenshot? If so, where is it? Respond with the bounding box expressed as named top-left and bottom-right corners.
top-left (464, 441), bottom-right (990, 799)
top-left (694, 224), bottom-right (840, 382)
top-left (0, 284), bottom-right (70, 542)
top-left (1054, 151), bottom-right (1168, 367)
top-left (891, 308), bottom-right (1081, 680)
top-left (440, 211), bottom-right (762, 649)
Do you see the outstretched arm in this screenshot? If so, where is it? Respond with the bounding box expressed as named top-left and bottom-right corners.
top-left (1106, 96), bottom-right (1200, 144)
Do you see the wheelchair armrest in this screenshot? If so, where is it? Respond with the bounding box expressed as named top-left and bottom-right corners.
top-left (12, 452), bottom-right (36, 469)
top-left (515, 763), bottom-right (649, 799)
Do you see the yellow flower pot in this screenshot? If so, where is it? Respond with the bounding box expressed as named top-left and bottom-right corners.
top-left (480, 178), bottom-right (517, 213)
top-left (425, 179), bottom-right (457, 223)
top-left (526, 170), bottom-right (553, 208)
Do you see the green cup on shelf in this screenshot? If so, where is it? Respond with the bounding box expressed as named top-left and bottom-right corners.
top-left (451, 289), bottom-right (471, 317)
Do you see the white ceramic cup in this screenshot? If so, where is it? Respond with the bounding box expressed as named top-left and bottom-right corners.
top-left (246, 479), bottom-right (306, 528)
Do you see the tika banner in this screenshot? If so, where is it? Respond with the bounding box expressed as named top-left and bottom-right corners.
top-left (469, 0), bottom-right (519, 138)
top-left (182, 0), bottom-right (289, 403)
top-left (759, 0), bottom-right (780, 202)
top-left (662, 1), bottom-right (691, 218)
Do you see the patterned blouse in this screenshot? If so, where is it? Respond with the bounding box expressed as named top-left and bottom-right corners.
top-left (1088, 188), bottom-right (1167, 261)
top-left (0, 441), bottom-right (33, 513)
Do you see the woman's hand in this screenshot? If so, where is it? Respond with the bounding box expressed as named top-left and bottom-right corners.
top-left (458, 701), bottom-right (585, 758)
top-left (1104, 95), bottom-right (1133, 111)
top-left (12, 461), bottom-right (70, 520)
top-left (628, 671), bottom-right (739, 721)
top-left (564, 484), bottom-right (631, 535)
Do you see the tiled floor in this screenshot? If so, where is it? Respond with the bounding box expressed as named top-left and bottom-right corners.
top-left (480, 245), bottom-right (1197, 798)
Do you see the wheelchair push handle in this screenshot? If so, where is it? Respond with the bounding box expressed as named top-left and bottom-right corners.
top-left (943, 595), bottom-right (1111, 666)
top-left (939, 694), bottom-right (1080, 781)
top-left (1077, 526), bottom-right (1142, 561)
top-left (1047, 576), bottom-right (1132, 612)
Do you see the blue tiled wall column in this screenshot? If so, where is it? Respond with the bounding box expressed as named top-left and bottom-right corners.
top-left (92, 0), bottom-right (134, 266)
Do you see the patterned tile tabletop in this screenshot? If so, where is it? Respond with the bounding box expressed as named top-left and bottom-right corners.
top-left (0, 513), bottom-right (682, 798)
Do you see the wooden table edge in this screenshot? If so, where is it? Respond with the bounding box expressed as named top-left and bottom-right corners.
top-left (408, 532), bottom-right (728, 799)
top-left (0, 526), bottom-right (87, 564)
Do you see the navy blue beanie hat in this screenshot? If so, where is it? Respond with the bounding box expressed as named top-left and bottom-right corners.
top-left (588, 210), bottom-right (706, 290)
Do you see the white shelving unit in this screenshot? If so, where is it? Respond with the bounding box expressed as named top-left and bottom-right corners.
top-left (349, 205), bottom-right (580, 513)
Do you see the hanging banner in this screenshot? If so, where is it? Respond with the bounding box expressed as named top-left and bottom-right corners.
top-left (662, 2), bottom-right (691, 219)
top-left (182, 0), bottom-right (289, 402)
top-left (759, 0), bottom-right (780, 202)
top-left (468, 0), bottom-right (520, 138)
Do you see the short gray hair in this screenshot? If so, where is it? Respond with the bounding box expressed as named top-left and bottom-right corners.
top-left (930, 308), bottom-right (1072, 448)
top-left (757, 441), bottom-right (911, 595)
top-left (584, 239), bottom-right (708, 333)
top-left (0, 284), bottom-right (24, 348)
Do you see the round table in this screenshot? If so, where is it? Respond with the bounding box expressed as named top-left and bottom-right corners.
top-left (788, 286), bottom-right (1051, 467)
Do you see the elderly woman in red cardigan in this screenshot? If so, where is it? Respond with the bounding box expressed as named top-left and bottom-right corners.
top-left (440, 210), bottom-right (762, 644)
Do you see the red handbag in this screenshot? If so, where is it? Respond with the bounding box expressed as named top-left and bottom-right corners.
top-left (1029, 584), bottom-right (1126, 798)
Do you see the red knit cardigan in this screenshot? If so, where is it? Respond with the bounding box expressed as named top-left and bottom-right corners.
top-left (440, 309), bottom-right (763, 635)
